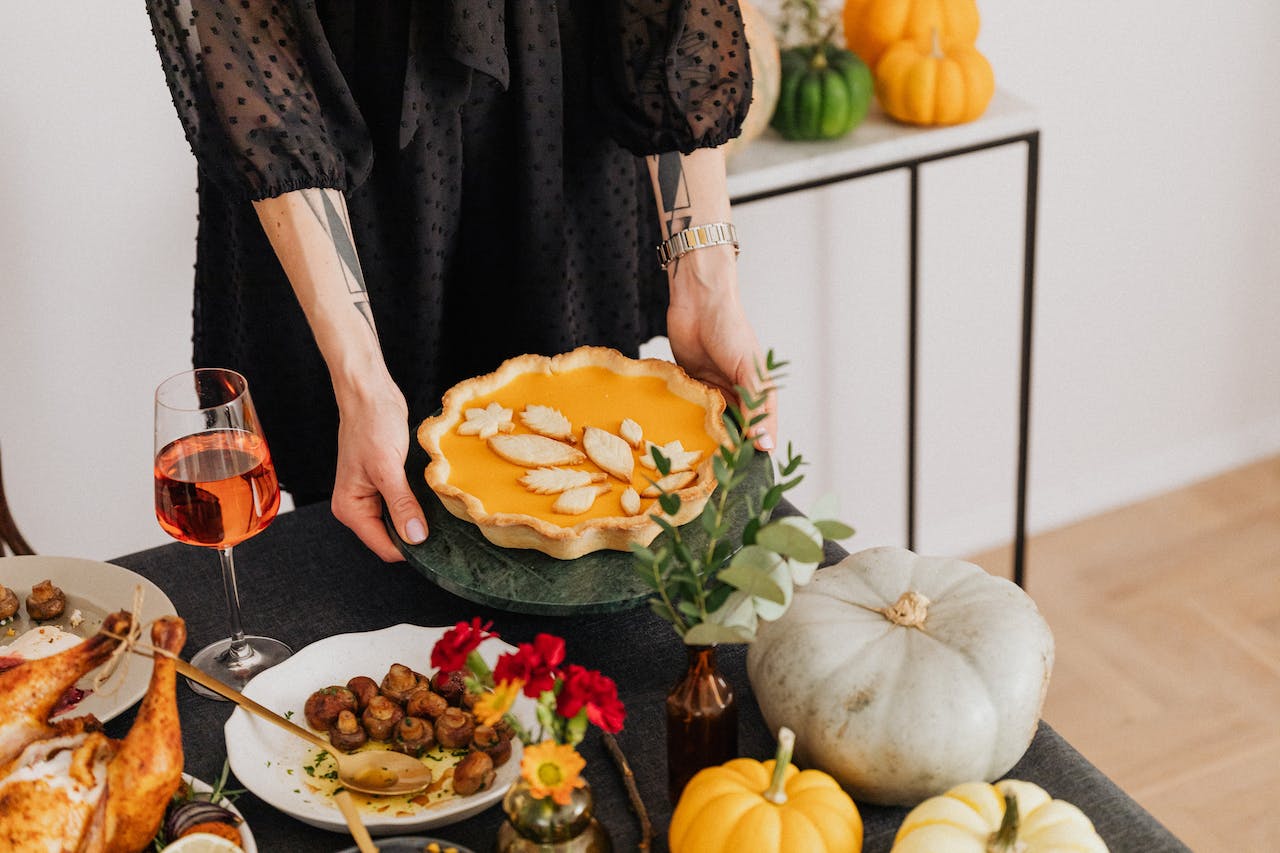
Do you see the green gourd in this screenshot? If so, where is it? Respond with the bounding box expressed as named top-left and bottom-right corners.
top-left (771, 44), bottom-right (872, 141)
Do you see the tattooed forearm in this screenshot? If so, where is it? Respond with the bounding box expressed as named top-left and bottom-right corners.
top-left (652, 152), bottom-right (693, 238)
top-left (299, 189), bottom-right (377, 338)
top-left (650, 152), bottom-right (693, 274)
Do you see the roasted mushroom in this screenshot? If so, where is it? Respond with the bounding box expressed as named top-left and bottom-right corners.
top-left (472, 723), bottom-right (512, 767)
top-left (25, 579), bottom-right (66, 621)
top-left (0, 585), bottom-right (18, 622)
top-left (380, 663), bottom-right (426, 703)
top-left (327, 709), bottom-right (368, 752)
top-left (434, 707), bottom-right (475, 749)
top-left (451, 750), bottom-right (495, 796)
top-left (304, 685), bottom-right (358, 731)
top-left (405, 687), bottom-right (448, 720)
top-left (361, 694), bottom-right (405, 741)
top-left (392, 716), bottom-right (436, 757)
top-left (431, 669), bottom-right (466, 705)
top-left (346, 675), bottom-right (379, 711)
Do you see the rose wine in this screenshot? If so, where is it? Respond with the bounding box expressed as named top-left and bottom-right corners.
top-left (154, 429), bottom-right (280, 548)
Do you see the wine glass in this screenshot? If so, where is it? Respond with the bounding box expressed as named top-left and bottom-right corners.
top-left (153, 367), bottom-right (292, 697)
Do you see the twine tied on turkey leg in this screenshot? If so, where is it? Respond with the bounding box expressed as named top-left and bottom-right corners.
top-left (90, 584), bottom-right (148, 695)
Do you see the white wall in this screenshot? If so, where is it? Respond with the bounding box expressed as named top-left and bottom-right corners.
top-left (2, 3), bottom-right (1278, 562)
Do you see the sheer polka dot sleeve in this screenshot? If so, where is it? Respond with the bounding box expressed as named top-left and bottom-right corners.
top-left (592, 0), bottom-right (754, 155)
top-left (146, 0), bottom-right (372, 201)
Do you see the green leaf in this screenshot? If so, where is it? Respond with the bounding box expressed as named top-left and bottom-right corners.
top-left (713, 454), bottom-right (732, 488)
top-left (683, 622), bottom-right (755, 646)
top-left (814, 519), bottom-right (856, 540)
top-left (762, 484), bottom-right (784, 512)
top-left (677, 600), bottom-right (702, 618)
top-left (756, 520), bottom-right (825, 563)
top-left (722, 411), bottom-right (742, 443)
top-left (700, 501), bottom-right (719, 536)
top-left (652, 446), bottom-right (672, 476)
top-left (742, 517), bottom-right (761, 546)
top-left (704, 582), bottom-right (734, 613)
top-left (779, 476), bottom-right (804, 493)
top-left (710, 538), bottom-right (735, 567)
top-left (720, 546), bottom-right (787, 603)
top-left (659, 492), bottom-right (682, 516)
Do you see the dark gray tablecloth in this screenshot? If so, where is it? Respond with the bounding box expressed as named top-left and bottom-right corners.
top-left (107, 501), bottom-right (1189, 852)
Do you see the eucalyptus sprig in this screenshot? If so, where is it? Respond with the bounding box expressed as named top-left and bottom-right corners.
top-left (631, 352), bottom-right (854, 645)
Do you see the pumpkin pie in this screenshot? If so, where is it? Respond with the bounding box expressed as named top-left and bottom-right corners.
top-left (417, 347), bottom-right (729, 559)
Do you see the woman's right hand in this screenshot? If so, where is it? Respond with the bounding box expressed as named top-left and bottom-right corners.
top-left (330, 376), bottom-right (428, 562)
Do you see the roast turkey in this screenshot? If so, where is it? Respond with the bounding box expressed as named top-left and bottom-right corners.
top-left (0, 611), bottom-right (186, 853)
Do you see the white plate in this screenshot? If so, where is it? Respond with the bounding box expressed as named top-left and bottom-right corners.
top-left (225, 624), bottom-right (530, 836)
top-left (180, 773), bottom-right (259, 853)
top-left (0, 555), bottom-right (178, 722)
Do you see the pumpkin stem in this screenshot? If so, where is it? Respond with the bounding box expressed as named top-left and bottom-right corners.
top-left (810, 44), bottom-right (829, 71)
top-left (879, 591), bottom-right (930, 628)
top-left (987, 792), bottom-right (1029, 853)
top-left (763, 726), bottom-right (795, 805)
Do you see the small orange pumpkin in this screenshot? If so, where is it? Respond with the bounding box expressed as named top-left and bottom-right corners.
top-left (843, 0), bottom-right (980, 70)
top-left (875, 30), bottom-right (994, 126)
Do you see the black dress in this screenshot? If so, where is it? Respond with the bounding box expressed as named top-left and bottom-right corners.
top-left (146, 0), bottom-right (751, 500)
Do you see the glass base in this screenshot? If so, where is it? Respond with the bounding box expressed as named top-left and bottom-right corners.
top-left (186, 636), bottom-right (293, 700)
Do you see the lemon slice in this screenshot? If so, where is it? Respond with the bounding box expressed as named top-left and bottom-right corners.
top-left (160, 833), bottom-right (243, 853)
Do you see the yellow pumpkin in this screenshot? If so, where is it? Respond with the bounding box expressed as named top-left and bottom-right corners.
top-left (843, 0), bottom-right (980, 70)
top-left (892, 780), bottom-right (1109, 853)
top-left (669, 728), bottom-right (863, 853)
top-left (875, 31), bottom-right (994, 126)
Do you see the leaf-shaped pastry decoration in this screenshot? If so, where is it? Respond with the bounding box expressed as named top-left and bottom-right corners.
top-left (552, 484), bottom-right (610, 515)
top-left (619, 418), bottom-right (644, 449)
top-left (520, 405), bottom-right (575, 443)
top-left (519, 467), bottom-right (607, 495)
top-left (582, 426), bottom-right (634, 482)
top-left (639, 439), bottom-right (702, 473)
top-left (641, 470), bottom-right (697, 497)
top-left (620, 486), bottom-right (643, 516)
top-left (488, 434), bottom-right (586, 467)
top-left (457, 402), bottom-right (514, 439)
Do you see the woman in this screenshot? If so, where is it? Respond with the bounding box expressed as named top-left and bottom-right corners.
top-left (146, 0), bottom-right (775, 560)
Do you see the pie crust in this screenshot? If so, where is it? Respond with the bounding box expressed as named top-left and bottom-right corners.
top-left (417, 347), bottom-right (729, 559)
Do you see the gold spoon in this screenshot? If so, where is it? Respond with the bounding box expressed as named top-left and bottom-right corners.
top-left (334, 790), bottom-right (379, 853)
top-left (172, 657), bottom-right (434, 797)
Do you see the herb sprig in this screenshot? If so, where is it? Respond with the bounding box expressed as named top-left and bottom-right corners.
top-left (632, 352), bottom-right (853, 644)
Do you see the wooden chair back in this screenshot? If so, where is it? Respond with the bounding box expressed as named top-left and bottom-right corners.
top-left (0, 444), bottom-right (35, 555)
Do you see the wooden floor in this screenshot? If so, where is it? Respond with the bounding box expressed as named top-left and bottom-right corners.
top-left (971, 454), bottom-right (1280, 852)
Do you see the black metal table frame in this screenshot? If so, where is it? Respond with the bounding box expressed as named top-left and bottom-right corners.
top-left (731, 129), bottom-right (1041, 587)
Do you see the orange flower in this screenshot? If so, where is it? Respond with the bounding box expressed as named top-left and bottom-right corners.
top-left (473, 678), bottom-right (523, 727)
top-left (521, 741), bottom-right (586, 805)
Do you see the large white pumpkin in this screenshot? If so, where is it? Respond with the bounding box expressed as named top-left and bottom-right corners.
top-left (746, 546), bottom-right (1054, 806)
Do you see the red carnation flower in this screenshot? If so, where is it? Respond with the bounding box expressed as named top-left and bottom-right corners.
top-left (494, 633), bottom-right (565, 698)
top-left (430, 617), bottom-right (496, 673)
top-left (556, 664), bottom-right (626, 733)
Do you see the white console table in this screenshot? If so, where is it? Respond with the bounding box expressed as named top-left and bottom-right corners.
top-left (727, 91), bottom-right (1040, 586)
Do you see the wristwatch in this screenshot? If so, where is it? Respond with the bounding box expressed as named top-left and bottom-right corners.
top-left (656, 222), bottom-right (739, 270)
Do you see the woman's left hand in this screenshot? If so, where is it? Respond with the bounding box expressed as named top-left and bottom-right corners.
top-left (665, 245), bottom-right (777, 452)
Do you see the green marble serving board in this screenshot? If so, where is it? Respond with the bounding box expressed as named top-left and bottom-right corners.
top-left (390, 434), bottom-right (773, 616)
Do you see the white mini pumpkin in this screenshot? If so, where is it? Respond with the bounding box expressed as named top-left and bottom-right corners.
top-left (746, 546), bottom-right (1054, 806)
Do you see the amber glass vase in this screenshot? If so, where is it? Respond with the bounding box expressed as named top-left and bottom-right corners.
top-left (665, 645), bottom-right (738, 801)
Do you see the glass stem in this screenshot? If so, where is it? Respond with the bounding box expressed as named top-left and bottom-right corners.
top-left (218, 545), bottom-right (253, 661)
